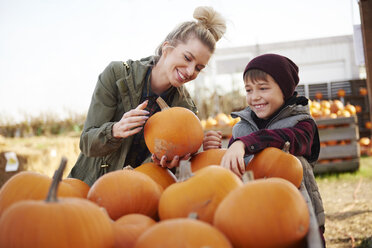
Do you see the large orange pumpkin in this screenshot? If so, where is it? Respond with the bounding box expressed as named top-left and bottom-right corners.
top-left (0, 171), bottom-right (81, 217)
top-left (113, 214), bottom-right (156, 248)
top-left (214, 177), bottom-right (309, 248)
top-left (134, 218), bottom-right (232, 248)
top-left (144, 97), bottom-right (204, 161)
top-left (190, 148), bottom-right (227, 172)
top-left (133, 162), bottom-right (177, 189)
top-left (158, 162), bottom-right (243, 224)
top-left (87, 169), bottom-right (162, 220)
top-left (0, 158), bottom-right (115, 248)
top-left (246, 142), bottom-right (303, 188)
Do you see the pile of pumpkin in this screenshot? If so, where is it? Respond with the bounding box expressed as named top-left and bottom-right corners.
top-left (309, 99), bottom-right (358, 120)
top-left (200, 112), bottom-right (240, 130)
top-left (0, 98), bottom-right (312, 248)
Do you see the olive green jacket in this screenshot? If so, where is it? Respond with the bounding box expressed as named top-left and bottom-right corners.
top-left (68, 56), bottom-right (197, 186)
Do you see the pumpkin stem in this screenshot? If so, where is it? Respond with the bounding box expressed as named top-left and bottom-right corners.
top-left (123, 165), bottom-right (134, 170)
top-left (283, 141), bottom-right (290, 153)
top-left (46, 157), bottom-right (67, 202)
top-left (177, 160), bottom-right (194, 182)
top-left (156, 97), bottom-right (170, 110)
top-left (242, 170), bottom-right (254, 184)
top-left (188, 212), bottom-right (198, 219)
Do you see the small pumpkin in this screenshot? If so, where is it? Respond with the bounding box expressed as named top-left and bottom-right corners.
top-left (190, 148), bottom-right (227, 172)
top-left (246, 141), bottom-right (303, 188)
top-left (133, 162), bottom-right (177, 189)
top-left (359, 87), bottom-right (368, 96)
top-left (87, 169), bottom-right (162, 220)
top-left (0, 158), bottom-right (115, 248)
top-left (337, 89), bottom-right (346, 98)
top-left (365, 121), bottom-right (372, 130)
top-left (113, 214), bottom-right (156, 248)
top-left (144, 97), bottom-right (204, 161)
top-left (0, 171), bottom-right (81, 217)
top-left (359, 137), bottom-right (370, 147)
top-left (315, 92), bottom-right (323, 100)
top-left (134, 218), bottom-right (232, 248)
top-left (158, 162), bottom-right (243, 224)
top-left (213, 177), bottom-right (309, 248)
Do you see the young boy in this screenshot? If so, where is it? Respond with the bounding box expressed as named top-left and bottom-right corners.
top-left (219, 53), bottom-right (325, 245)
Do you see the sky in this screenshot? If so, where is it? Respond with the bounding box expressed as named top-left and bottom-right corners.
top-left (0, 0), bottom-right (361, 123)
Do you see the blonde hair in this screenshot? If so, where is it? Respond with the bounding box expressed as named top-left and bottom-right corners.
top-left (154, 6), bottom-right (226, 62)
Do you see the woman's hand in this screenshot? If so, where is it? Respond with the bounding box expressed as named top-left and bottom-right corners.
top-left (112, 100), bottom-right (149, 138)
top-left (151, 153), bottom-right (191, 169)
top-left (203, 130), bottom-right (222, 150)
top-left (220, 140), bottom-right (246, 177)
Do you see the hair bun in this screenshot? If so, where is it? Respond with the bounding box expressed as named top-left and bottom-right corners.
top-left (193, 6), bottom-right (226, 42)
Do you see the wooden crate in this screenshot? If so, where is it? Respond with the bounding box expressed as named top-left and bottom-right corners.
top-left (314, 116), bottom-right (360, 174)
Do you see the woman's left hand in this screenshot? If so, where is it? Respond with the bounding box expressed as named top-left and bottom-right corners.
top-left (151, 153), bottom-right (191, 169)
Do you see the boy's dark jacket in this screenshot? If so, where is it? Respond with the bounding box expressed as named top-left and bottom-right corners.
top-left (68, 57), bottom-right (197, 186)
top-left (230, 95), bottom-right (325, 227)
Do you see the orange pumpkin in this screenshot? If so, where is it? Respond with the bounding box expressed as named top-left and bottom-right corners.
top-left (330, 99), bottom-right (344, 114)
top-left (355, 105), bottom-right (362, 113)
top-left (359, 137), bottom-right (370, 147)
top-left (315, 92), bottom-right (323, 100)
top-left (158, 163), bottom-right (243, 224)
top-left (246, 142), bottom-right (303, 188)
top-left (134, 218), bottom-right (232, 248)
top-left (62, 178), bottom-right (90, 198)
top-left (87, 169), bottom-right (162, 220)
top-left (133, 162), bottom-right (177, 189)
top-left (213, 177), bottom-right (309, 248)
top-left (365, 121), bottom-right (372, 130)
top-left (144, 97), bottom-right (204, 161)
top-left (344, 103), bottom-right (356, 116)
top-left (113, 214), bottom-right (156, 248)
top-left (337, 89), bottom-right (346, 98)
top-left (190, 148), bottom-right (227, 172)
top-left (320, 100), bottom-right (331, 110)
top-left (0, 158), bottom-right (114, 248)
top-left (0, 171), bottom-right (81, 217)
top-left (359, 87), bottom-right (368, 96)
top-left (215, 113), bottom-right (231, 127)
top-left (205, 116), bottom-right (218, 129)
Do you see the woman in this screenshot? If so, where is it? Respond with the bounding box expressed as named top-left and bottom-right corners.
top-left (69, 6), bottom-right (226, 186)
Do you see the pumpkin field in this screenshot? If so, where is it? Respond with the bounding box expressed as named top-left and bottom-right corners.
top-left (0, 134), bottom-right (371, 247)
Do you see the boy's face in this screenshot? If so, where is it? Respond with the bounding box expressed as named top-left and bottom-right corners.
top-left (245, 74), bottom-right (285, 120)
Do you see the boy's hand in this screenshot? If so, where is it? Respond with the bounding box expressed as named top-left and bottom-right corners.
top-left (203, 130), bottom-right (222, 150)
top-left (151, 153), bottom-right (191, 169)
top-left (220, 140), bottom-right (246, 177)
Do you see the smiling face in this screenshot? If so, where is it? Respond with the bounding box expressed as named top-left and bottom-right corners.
top-left (245, 74), bottom-right (285, 120)
top-left (162, 37), bottom-right (212, 88)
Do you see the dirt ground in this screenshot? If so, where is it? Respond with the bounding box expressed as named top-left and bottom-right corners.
top-left (0, 136), bottom-right (371, 247)
top-left (317, 171), bottom-right (372, 247)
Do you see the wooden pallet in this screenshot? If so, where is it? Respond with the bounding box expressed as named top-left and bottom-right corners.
top-left (314, 116), bottom-right (360, 174)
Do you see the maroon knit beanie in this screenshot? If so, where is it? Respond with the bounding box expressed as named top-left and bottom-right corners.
top-left (243, 53), bottom-right (299, 100)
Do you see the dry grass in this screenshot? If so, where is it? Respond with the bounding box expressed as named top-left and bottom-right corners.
top-left (0, 135), bottom-right (80, 187)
